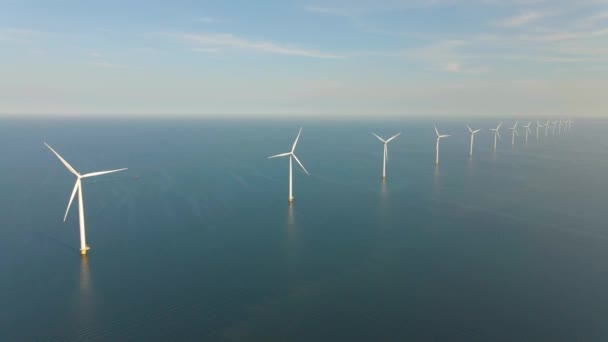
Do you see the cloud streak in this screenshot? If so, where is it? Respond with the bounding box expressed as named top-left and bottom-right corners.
top-left (181, 32), bottom-right (344, 59)
top-left (494, 11), bottom-right (546, 27)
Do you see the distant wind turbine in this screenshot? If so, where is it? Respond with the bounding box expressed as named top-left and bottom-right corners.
top-left (523, 121), bottom-right (532, 144)
top-left (268, 128), bottom-right (310, 203)
top-left (467, 125), bottom-right (481, 158)
top-left (545, 120), bottom-right (550, 137)
top-left (509, 121), bottom-right (519, 146)
top-left (45, 143), bottom-right (127, 255)
top-left (552, 120), bottom-right (557, 136)
top-left (434, 125), bottom-right (450, 165)
top-left (371, 132), bottom-right (401, 180)
top-left (536, 120), bottom-right (542, 140)
top-left (490, 122), bottom-right (502, 152)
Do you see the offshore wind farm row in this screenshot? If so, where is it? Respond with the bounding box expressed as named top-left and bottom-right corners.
top-left (44, 119), bottom-right (574, 256)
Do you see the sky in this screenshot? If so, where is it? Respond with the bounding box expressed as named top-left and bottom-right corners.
top-left (1, 0), bottom-right (607, 118)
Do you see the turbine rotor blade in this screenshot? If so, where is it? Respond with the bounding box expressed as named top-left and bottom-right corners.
top-left (292, 154), bottom-right (309, 175)
top-left (44, 142), bottom-right (79, 176)
top-left (386, 132), bottom-right (401, 143)
top-left (291, 127), bottom-right (303, 152)
top-left (268, 152), bottom-right (291, 159)
top-left (497, 122), bottom-right (502, 130)
top-left (371, 132), bottom-right (386, 143)
top-left (467, 125), bottom-right (473, 133)
top-left (81, 168), bottom-right (128, 178)
top-left (439, 134), bottom-right (451, 138)
top-left (64, 180), bottom-right (79, 222)
top-left (434, 125), bottom-right (439, 137)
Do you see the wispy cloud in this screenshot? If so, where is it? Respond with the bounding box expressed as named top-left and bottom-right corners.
top-left (88, 61), bottom-right (123, 68)
top-left (579, 11), bottom-right (608, 27)
top-left (194, 16), bottom-right (224, 24)
top-left (304, 5), bottom-right (360, 17)
top-left (494, 11), bottom-right (547, 27)
top-left (191, 47), bottom-right (220, 53)
top-left (0, 28), bottom-right (46, 42)
top-left (181, 32), bottom-right (344, 59)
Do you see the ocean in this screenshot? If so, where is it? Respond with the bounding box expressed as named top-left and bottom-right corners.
top-left (1, 117), bottom-right (607, 341)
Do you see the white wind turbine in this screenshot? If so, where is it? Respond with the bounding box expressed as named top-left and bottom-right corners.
top-left (268, 128), bottom-right (310, 203)
top-left (490, 122), bottom-right (502, 152)
top-left (466, 125), bottom-right (481, 158)
top-left (509, 121), bottom-right (519, 146)
top-left (552, 120), bottom-right (558, 136)
top-left (45, 143), bottom-right (127, 255)
top-left (371, 132), bottom-right (401, 180)
top-left (544, 120), bottom-right (550, 137)
top-left (523, 121), bottom-right (532, 144)
top-left (434, 125), bottom-right (450, 165)
top-left (536, 121), bottom-right (542, 140)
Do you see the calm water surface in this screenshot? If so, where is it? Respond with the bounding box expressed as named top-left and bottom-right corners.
top-left (1, 118), bottom-right (607, 341)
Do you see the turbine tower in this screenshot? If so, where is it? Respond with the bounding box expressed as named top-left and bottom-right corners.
top-left (467, 125), bottom-right (481, 158)
top-left (371, 132), bottom-right (401, 180)
top-left (536, 120), bottom-right (542, 140)
top-left (523, 121), bottom-right (532, 144)
top-left (45, 143), bottom-right (127, 255)
top-left (434, 125), bottom-right (450, 165)
top-left (268, 128), bottom-right (310, 204)
top-left (552, 120), bottom-right (557, 136)
top-left (490, 122), bottom-right (502, 152)
top-left (509, 121), bottom-right (519, 146)
top-left (544, 120), bottom-right (550, 136)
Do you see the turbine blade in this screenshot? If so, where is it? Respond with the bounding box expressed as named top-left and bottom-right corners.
top-left (291, 127), bottom-right (302, 152)
top-left (268, 152), bottom-right (291, 159)
top-left (474, 129), bottom-right (481, 133)
top-left (371, 132), bottom-right (386, 143)
top-left (81, 168), bottom-right (128, 178)
top-left (292, 154), bottom-right (309, 175)
top-left (386, 132), bottom-right (401, 143)
top-left (467, 125), bottom-right (473, 133)
top-left (434, 125), bottom-right (439, 137)
top-left (44, 143), bottom-right (79, 176)
top-left (64, 180), bottom-right (79, 222)
top-left (497, 131), bottom-right (502, 140)
top-left (440, 134), bottom-right (451, 138)
top-left (497, 122), bottom-right (502, 130)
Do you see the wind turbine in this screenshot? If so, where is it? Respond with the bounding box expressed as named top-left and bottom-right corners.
top-left (523, 121), bottom-right (532, 144)
top-left (44, 143), bottom-right (127, 255)
top-left (545, 120), bottom-right (550, 137)
top-left (371, 132), bottom-right (401, 180)
top-left (536, 120), bottom-right (542, 140)
top-left (558, 120), bottom-right (563, 135)
top-left (268, 128), bottom-right (310, 204)
top-left (490, 122), bottom-right (502, 152)
top-left (434, 125), bottom-right (450, 165)
top-left (466, 125), bottom-right (481, 158)
top-left (509, 121), bottom-right (519, 146)
top-left (552, 120), bottom-right (557, 136)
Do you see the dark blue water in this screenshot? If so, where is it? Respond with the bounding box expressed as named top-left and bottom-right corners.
top-left (1, 118), bottom-right (607, 341)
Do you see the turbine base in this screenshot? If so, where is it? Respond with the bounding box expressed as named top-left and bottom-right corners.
top-left (80, 245), bottom-right (90, 255)
top-left (288, 197), bottom-right (293, 204)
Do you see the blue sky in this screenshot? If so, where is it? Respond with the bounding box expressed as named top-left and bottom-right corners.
top-left (1, 0), bottom-right (607, 117)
